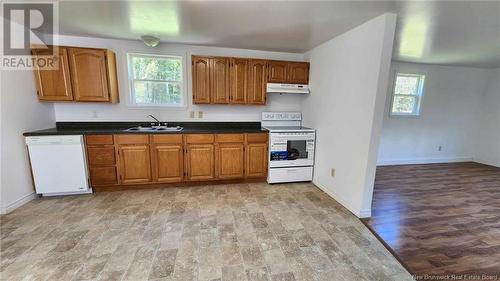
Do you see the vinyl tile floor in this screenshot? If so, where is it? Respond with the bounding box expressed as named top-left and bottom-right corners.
top-left (0, 182), bottom-right (412, 281)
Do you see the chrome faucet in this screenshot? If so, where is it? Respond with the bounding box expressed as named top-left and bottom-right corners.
top-left (147, 115), bottom-right (162, 127)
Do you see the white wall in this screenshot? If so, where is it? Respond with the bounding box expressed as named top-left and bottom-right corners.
top-left (53, 35), bottom-right (306, 122)
top-left (377, 62), bottom-right (488, 165)
top-left (0, 69), bottom-right (55, 214)
top-left (302, 13), bottom-right (397, 218)
top-left (475, 68), bottom-right (500, 167)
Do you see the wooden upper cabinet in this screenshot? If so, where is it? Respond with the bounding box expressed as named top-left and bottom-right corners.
top-left (288, 62), bottom-right (309, 84)
top-left (268, 61), bottom-right (288, 83)
top-left (32, 48), bottom-right (73, 101)
top-left (247, 59), bottom-right (267, 105)
top-left (191, 54), bottom-right (309, 105)
top-left (268, 60), bottom-right (310, 84)
top-left (118, 144), bottom-right (152, 184)
top-left (32, 46), bottom-right (118, 103)
top-left (185, 143), bottom-right (215, 181)
top-left (192, 56), bottom-right (211, 104)
top-left (210, 57), bottom-right (229, 104)
top-left (68, 48), bottom-right (110, 102)
top-left (229, 58), bottom-right (248, 104)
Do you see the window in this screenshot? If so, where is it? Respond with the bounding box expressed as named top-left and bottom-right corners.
top-left (390, 73), bottom-right (425, 116)
top-left (127, 53), bottom-right (184, 107)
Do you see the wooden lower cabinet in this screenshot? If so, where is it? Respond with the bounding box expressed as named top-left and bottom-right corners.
top-left (87, 146), bottom-right (115, 166)
top-left (85, 135), bottom-right (118, 186)
top-left (151, 144), bottom-right (184, 183)
top-left (217, 143), bottom-right (245, 179)
top-left (246, 142), bottom-right (268, 178)
top-left (185, 144), bottom-right (215, 181)
top-left (86, 133), bottom-right (268, 188)
top-left (89, 166), bottom-right (118, 186)
top-left (118, 145), bottom-right (151, 184)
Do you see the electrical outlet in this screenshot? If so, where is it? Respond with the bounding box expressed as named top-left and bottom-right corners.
top-left (438, 145), bottom-right (443, 151)
top-left (189, 111), bottom-right (195, 118)
top-left (331, 168), bottom-right (335, 177)
top-left (91, 110), bottom-right (98, 118)
top-left (198, 111), bottom-right (203, 118)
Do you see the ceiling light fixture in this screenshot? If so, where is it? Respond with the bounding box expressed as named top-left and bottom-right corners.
top-left (141, 35), bottom-right (160, 47)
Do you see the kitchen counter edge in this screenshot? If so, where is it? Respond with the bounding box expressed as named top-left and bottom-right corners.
top-left (23, 127), bottom-right (268, 136)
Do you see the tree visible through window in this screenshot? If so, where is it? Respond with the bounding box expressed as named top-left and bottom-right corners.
top-left (128, 54), bottom-right (183, 106)
top-left (390, 73), bottom-right (425, 116)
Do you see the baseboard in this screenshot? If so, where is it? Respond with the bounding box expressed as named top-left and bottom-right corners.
top-left (474, 159), bottom-right (500, 168)
top-left (359, 208), bottom-right (372, 218)
top-left (312, 180), bottom-right (370, 218)
top-left (0, 192), bottom-right (37, 215)
top-left (377, 157), bottom-right (473, 166)
top-left (93, 177), bottom-right (267, 192)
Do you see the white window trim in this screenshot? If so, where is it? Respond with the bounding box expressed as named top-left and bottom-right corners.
top-left (389, 72), bottom-right (426, 118)
top-left (126, 52), bottom-right (188, 110)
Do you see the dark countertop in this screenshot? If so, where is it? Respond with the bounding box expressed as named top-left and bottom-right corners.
top-left (23, 122), bottom-right (268, 136)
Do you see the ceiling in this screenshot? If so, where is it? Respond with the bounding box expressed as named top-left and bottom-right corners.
top-left (56, 1), bottom-right (500, 68)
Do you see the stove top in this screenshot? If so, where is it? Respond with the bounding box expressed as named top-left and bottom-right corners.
top-left (263, 126), bottom-right (315, 132)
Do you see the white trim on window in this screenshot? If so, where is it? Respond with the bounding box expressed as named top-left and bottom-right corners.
top-left (389, 72), bottom-right (426, 117)
top-left (126, 52), bottom-right (187, 109)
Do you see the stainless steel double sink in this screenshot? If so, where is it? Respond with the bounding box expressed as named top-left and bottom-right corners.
top-left (124, 126), bottom-right (183, 132)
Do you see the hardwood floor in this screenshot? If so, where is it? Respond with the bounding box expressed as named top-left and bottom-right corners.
top-left (364, 162), bottom-right (500, 279)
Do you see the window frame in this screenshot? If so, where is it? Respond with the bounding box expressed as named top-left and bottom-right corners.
top-left (389, 72), bottom-right (426, 117)
top-left (126, 52), bottom-right (186, 109)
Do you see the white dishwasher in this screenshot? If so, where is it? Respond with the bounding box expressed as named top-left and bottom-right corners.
top-left (26, 135), bottom-right (91, 196)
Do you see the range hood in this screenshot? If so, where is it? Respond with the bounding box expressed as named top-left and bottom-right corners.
top-left (266, 83), bottom-right (310, 94)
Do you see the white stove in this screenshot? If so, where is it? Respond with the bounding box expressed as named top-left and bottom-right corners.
top-left (263, 126), bottom-right (315, 132)
top-left (262, 112), bottom-right (316, 183)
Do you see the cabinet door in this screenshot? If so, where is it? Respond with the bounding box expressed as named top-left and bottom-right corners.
top-left (192, 56), bottom-right (211, 104)
top-left (210, 57), bottom-right (229, 104)
top-left (151, 144), bottom-right (183, 183)
top-left (32, 48), bottom-right (73, 101)
top-left (68, 48), bottom-right (110, 102)
top-left (268, 61), bottom-right (288, 83)
top-left (288, 62), bottom-right (309, 84)
top-left (87, 147), bottom-right (116, 166)
top-left (185, 144), bottom-right (214, 181)
top-left (246, 143), bottom-right (268, 178)
top-left (217, 143), bottom-right (245, 179)
top-left (89, 167), bottom-right (118, 186)
top-left (118, 145), bottom-right (151, 184)
top-left (229, 58), bottom-right (248, 104)
top-left (247, 59), bottom-right (267, 105)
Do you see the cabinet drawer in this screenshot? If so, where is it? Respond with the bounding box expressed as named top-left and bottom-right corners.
top-left (87, 147), bottom-right (116, 166)
top-left (115, 134), bottom-right (149, 145)
top-left (89, 166), bottom-right (118, 186)
top-left (246, 133), bottom-right (268, 143)
top-left (86, 135), bottom-right (114, 145)
top-left (152, 134), bottom-right (183, 144)
top-left (216, 134), bottom-right (244, 143)
top-left (185, 134), bottom-right (214, 144)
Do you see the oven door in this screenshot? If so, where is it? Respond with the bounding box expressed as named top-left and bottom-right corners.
top-left (269, 132), bottom-right (315, 168)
